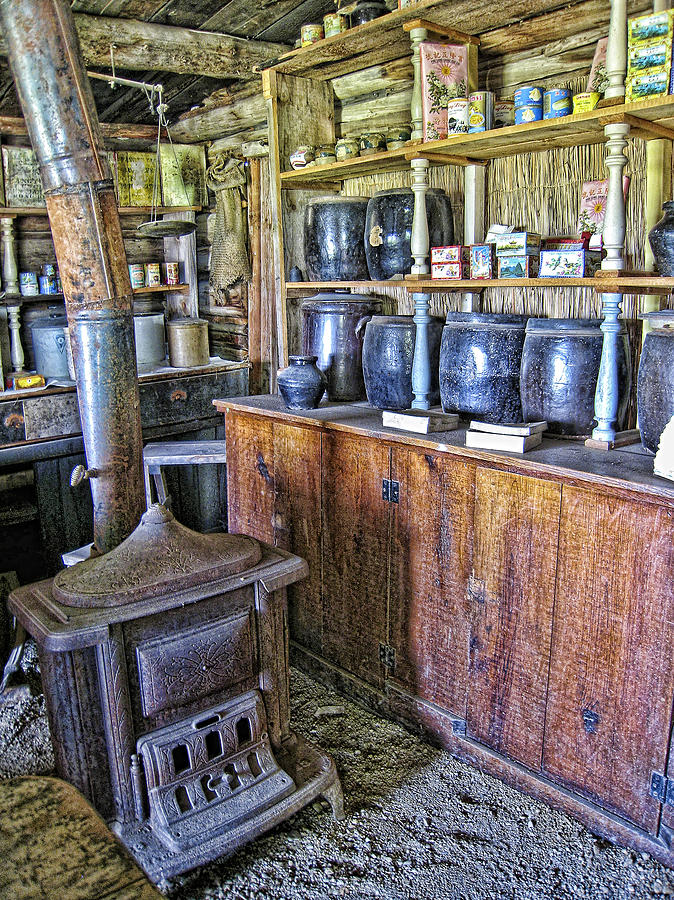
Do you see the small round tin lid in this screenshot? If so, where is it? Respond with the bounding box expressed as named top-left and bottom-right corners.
top-left (52, 504), bottom-right (262, 608)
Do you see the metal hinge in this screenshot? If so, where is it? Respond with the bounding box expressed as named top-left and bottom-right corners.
top-left (379, 643), bottom-right (396, 671)
top-left (382, 479), bottom-right (399, 503)
top-left (650, 772), bottom-right (674, 806)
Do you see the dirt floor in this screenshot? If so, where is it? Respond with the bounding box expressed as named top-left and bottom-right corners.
top-left (1, 642), bottom-right (673, 900)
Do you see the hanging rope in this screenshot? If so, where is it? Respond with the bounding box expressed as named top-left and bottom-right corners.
top-left (206, 155), bottom-right (251, 303)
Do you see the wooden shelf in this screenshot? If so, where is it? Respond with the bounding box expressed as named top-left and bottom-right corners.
top-left (0, 206), bottom-right (201, 217)
top-left (285, 280), bottom-right (407, 294)
top-left (133, 284), bottom-right (190, 294)
top-left (406, 276), bottom-right (674, 294)
top-left (278, 95), bottom-right (674, 187)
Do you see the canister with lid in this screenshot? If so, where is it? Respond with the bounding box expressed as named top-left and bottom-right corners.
top-left (167, 317), bottom-right (210, 368)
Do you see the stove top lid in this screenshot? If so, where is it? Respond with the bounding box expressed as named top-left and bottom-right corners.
top-left (52, 504), bottom-right (263, 608)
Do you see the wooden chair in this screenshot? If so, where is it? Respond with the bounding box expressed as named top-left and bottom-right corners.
top-left (142, 440), bottom-right (227, 509)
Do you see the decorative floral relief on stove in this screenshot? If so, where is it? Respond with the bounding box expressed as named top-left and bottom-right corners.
top-left (136, 613), bottom-right (254, 717)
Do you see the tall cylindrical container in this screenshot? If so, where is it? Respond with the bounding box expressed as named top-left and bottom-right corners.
top-left (303, 196), bottom-right (370, 281)
top-left (439, 313), bottom-right (529, 423)
top-left (637, 311), bottom-right (674, 453)
top-left (520, 318), bottom-right (631, 436)
top-left (301, 292), bottom-right (381, 401)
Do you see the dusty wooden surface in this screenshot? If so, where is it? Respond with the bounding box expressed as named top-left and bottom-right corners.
top-left (214, 396), bottom-right (674, 504)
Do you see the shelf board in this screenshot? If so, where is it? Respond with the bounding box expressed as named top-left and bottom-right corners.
top-left (405, 276), bottom-right (674, 294)
top-left (266, 0), bottom-right (464, 80)
top-left (279, 96), bottom-right (674, 187)
top-left (133, 284), bottom-right (190, 294)
top-left (285, 280), bottom-right (406, 293)
top-left (0, 206), bottom-right (201, 217)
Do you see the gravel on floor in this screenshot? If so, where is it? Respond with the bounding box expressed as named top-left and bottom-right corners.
top-left (1, 642), bottom-right (673, 900)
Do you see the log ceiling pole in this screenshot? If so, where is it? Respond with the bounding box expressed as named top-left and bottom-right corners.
top-left (0, 0), bottom-right (146, 553)
top-left (0, 14), bottom-right (289, 79)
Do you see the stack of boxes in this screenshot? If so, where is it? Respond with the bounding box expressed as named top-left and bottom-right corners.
top-left (626, 9), bottom-right (674, 103)
top-left (495, 232), bottom-right (541, 278)
top-left (430, 245), bottom-right (470, 279)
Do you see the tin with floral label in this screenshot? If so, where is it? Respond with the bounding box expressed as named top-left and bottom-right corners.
top-left (128, 264), bottom-right (145, 289)
top-left (301, 23), bottom-right (323, 46)
top-left (163, 262), bottom-right (180, 285)
top-left (38, 275), bottom-right (57, 294)
top-left (19, 271), bottom-right (38, 296)
top-left (145, 263), bottom-right (161, 287)
top-left (323, 13), bottom-right (347, 37)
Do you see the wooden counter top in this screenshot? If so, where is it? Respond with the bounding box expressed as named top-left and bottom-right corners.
top-left (214, 395), bottom-right (674, 506)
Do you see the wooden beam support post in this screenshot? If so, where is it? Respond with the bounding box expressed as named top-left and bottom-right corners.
top-left (0, 14), bottom-right (290, 80)
top-left (410, 156), bottom-right (432, 409)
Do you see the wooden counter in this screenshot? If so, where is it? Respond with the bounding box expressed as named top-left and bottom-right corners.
top-left (216, 395), bottom-right (674, 867)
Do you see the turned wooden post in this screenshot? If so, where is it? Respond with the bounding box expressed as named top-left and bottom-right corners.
top-left (1, 216), bottom-right (19, 297)
top-left (410, 156), bottom-right (431, 409)
top-left (408, 24), bottom-right (429, 142)
top-left (592, 0), bottom-right (628, 444)
top-left (7, 304), bottom-right (25, 373)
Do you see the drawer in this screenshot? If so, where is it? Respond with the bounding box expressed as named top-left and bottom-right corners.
top-left (139, 372), bottom-right (246, 429)
top-left (23, 393), bottom-right (81, 441)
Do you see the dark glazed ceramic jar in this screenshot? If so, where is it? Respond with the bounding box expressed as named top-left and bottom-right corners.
top-left (277, 355), bottom-right (327, 410)
top-left (439, 313), bottom-right (529, 424)
top-left (360, 314), bottom-right (444, 410)
top-left (301, 292), bottom-right (381, 401)
top-left (350, 0), bottom-right (388, 26)
top-left (648, 201), bottom-right (674, 277)
top-left (520, 318), bottom-right (631, 436)
top-left (364, 188), bottom-right (454, 281)
top-left (637, 311), bottom-right (674, 453)
top-left (303, 196), bottom-right (370, 281)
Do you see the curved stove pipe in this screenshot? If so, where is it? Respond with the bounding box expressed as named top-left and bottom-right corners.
top-left (0, 0), bottom-right (145, 553)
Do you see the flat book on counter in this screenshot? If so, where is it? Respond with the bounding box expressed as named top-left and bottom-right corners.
top-left (382, 408), bottom-right (460, 434)
top-left (466, 420), bottom-right (547, 453)
top-left (654, 415), bottom-right (674, 482)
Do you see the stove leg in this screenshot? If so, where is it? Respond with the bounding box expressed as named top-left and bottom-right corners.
top-left (0, 622), bottom-right (27, 696)
top-left (322, 778), bottom-right (345, 821)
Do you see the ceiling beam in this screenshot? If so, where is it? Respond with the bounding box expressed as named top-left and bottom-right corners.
top-left (0, 14), bottom-right (290, 80)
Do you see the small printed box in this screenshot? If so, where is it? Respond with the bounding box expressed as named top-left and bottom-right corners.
top-left (543, 236), bottom-right (589, 251)
top-left (431, 261), bottom-right (469, 279)
top-left (495, 231), bottom-right (541, 256)
top-left (431, 245), bottom-right (468, 264)
top-left (469, 244), bottom-right (496, 279)
top-left (539, 249), bottom-right (602, 278)
top-left (497, 255), bottom-right (539, 278)
top-left (628, 10), bottom-right (674, 45)
top-left (628, 40), bottom-right (672, 74)
top-left (626, 69), bottom-right (670, 102)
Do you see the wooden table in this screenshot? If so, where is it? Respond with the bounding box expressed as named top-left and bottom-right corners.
top-left (216, 395), bottom-right (674, 868)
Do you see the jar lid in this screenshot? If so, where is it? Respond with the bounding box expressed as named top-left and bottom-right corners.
top-left (305, 195), bottom-right (369, 206)
top-left (639, 309), bottom-right (674, 325)
top-left (525, 317), bottom-right (607, 335)
top-left (167, 317), bottom-right (208, 328)
top-left (444, 312), bottom-right (529, 327)
top-left (31, 315), bottom-right (67, 329)
top-left (301, 291), bottom-right (381, 312)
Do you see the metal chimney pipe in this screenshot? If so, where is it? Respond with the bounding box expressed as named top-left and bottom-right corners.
top-left (0, 0), bottom-right (145, 552)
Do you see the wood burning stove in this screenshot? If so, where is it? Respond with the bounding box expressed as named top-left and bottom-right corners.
top-left (9, 505), bottom-right (343, 883)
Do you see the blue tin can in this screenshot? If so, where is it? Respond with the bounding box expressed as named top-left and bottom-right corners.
top-left (544, 88), bottom-right (572, 119)
top-left (514, 85), bottom-right (543, 107)
top-left (39, 274), bottom-right (57, 294)
top-left (515, 104), bottom-right (543, 125)
top-left (42, 262), bottom-right (56, 277)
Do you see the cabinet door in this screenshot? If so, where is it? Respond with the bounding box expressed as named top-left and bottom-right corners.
top-left (467, 467), bottom-right (561, 771)
top-left (543, 487), bottom-right (674, 835)
top-left (321, 431), bottom-right (390, 688)
top-left (272, 422), bottom-right (322, 655)
top-left (388, 447), bottom-right (474, 719)
top-left (225, 411), bottom-right (275, 542)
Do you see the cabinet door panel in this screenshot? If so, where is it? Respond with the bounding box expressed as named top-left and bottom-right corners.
top-left (225, 412), bottom-right (275, 542)
top-left (273, 423), bottom-right (322, 655)
top-left (389, 448), bottom-right (473, 718)
top-left (543, 487), bottom-right (674, 834)
top-left (468, 467), bottom-right (561, 771)
top-left (321, 431), bottom-right (389, 687)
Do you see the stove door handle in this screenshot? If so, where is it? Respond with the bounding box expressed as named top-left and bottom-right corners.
top-left (70, 463), bottom-right (99, 487)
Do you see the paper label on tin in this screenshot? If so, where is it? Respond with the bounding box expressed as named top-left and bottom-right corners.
top-left (420, 42), bottom-right (469, 141)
